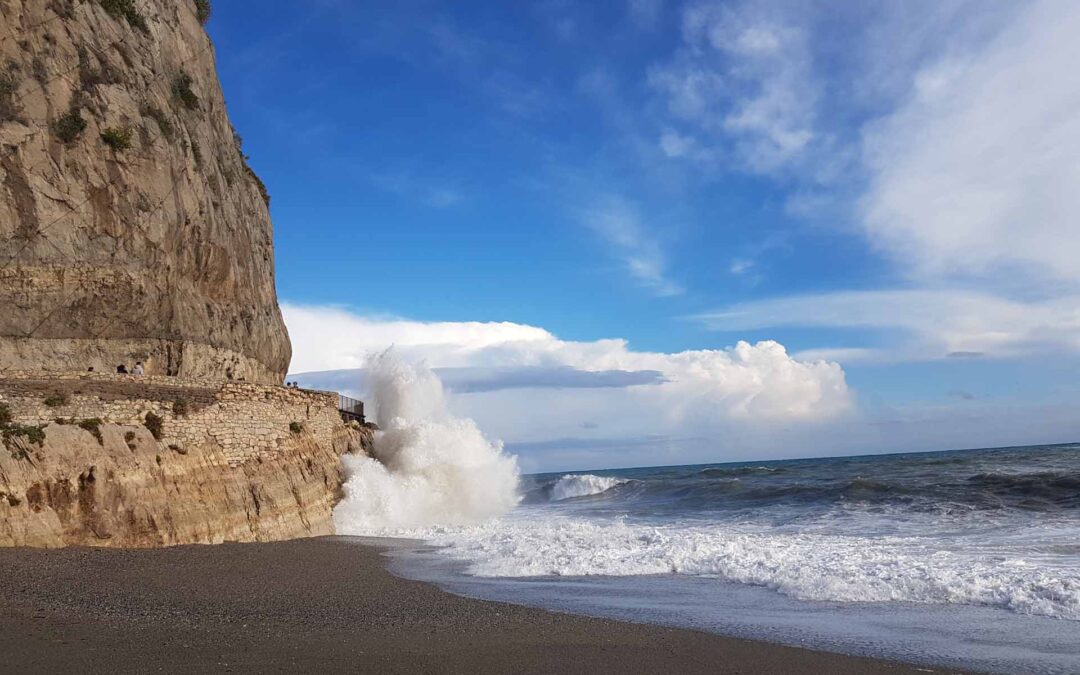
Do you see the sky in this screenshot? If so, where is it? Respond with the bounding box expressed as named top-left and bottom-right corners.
top-left (208, 0), bottom-right (1080, 472)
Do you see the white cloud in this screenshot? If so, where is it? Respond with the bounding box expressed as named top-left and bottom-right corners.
top-left (581, 196), bottom-right (684, 296)
top-left (791, 347), bottom-right (886, 364)
top-left (648, 63), bottom-right (725, 122)
top-left (648, 0), bottom-right (819, 173)
top-left (861, 0), bottom-right (1080, 288)
top-left (659, 129), bottom-right (694, 158)
top-left (283, 303), bottom-right (852, 444)
top-left (283, 304), bottom-right (1080, 471)
top-left (694, 289), bottom-right (1080, 362)
top-left (646, 1), bottom-right (1080, 366)
top-left (643, 0), bottom-right (1017, 182)
top-left (283, 308), bottom-right (552, 373)
top-left (729, 258), bottom-right (754, 275)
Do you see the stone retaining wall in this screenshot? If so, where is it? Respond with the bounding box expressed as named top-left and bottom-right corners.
top-left (0, 372), bottom-right (344, 466)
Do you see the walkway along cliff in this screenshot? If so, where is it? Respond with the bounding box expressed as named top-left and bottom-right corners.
top-left (0, 1), bottom-right (370, 547)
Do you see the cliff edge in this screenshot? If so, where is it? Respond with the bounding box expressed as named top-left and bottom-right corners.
top-left (0, 0), bottom-right (290, 383)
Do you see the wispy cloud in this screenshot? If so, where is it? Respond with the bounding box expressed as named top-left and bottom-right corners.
top-left (861, 0), bottom-right (1080, 289)
top-left (581, 196), bottom-right (683, 297)
top-left (368, 169), bottom-right (465, 209)
top-left (729, 258), bottom-right (754, 275)
top-left (646, 0), bottom-right (1080, 368)
top-left (643, 0), bottom-right (1017, 185)
top-left (424, 188), bottom-right (463, 208)
top-left (694, 289), bottom-right (1080, 363)
top-left (647, 0), bottom-right (820, 174)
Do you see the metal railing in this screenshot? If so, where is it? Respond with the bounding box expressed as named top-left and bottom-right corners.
top-left (338, 395), bottom-right (365, 424)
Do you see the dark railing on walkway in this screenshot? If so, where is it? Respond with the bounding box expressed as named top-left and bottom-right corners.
top-left (339, 395), bottom-right (366, 424)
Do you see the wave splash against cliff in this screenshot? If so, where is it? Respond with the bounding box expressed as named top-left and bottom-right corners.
top-left (333, 353), bottom-right (520, 532)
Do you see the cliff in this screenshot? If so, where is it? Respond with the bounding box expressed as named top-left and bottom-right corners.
top-left (0, 373), bottom-right (372, 547)
top-left (0, 0), bottom-right (291, 383)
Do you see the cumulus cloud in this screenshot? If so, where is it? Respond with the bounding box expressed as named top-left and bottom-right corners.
top-left (298, 365), bottom-right (667, 394)
top-left (284, 304), bottom-right (852, 459)
top-left (283, 304), bottom-right (1080, 470)
top-left (435, 366), bottom-right (667, 393)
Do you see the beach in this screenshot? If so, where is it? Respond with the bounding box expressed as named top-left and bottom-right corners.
top-left (0, 537), bottom-right (948, 674)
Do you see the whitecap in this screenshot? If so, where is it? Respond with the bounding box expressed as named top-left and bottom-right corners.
top-left (422, 516), bottom-right (1080, 621)
top-left (551, 474), bottom-right (628, 501)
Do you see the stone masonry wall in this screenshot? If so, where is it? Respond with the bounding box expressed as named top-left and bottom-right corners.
top-left (0, 372), bottom-right (343, 466)
top-left (0, 372), bottom-right (372, 548)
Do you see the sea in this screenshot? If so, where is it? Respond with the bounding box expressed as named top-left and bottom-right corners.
top-left (382, 443), bottom-right (1080, 674)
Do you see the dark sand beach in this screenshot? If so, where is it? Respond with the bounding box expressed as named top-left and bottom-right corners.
top-left (0, 537), bottom-right (961, 674)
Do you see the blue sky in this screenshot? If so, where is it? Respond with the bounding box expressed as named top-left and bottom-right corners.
top-left (208, 1), bottom-right (1080, 470)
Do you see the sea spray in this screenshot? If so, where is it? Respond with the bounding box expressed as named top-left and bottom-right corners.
top-left (333, 353), bottom-right (521, 532)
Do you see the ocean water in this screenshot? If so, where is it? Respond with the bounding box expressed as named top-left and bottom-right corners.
top-left (381, 443), bottom-right (1080, 674)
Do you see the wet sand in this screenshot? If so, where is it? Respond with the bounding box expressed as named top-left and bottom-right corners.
top-left (0, 537), bottom-right (964, 674)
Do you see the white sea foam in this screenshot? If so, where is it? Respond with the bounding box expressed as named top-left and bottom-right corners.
top-left (551, 474), bottom-right (627, 501)
top-left (420, 515), bottom-right (1080, 620)
top-left (332, 353), bottom-right (521, 533)
top-left (329, 360), bottom-right (1079, 624)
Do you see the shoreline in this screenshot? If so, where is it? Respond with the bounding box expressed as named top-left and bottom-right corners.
top-left (0, 537), bottom-right (964, 674)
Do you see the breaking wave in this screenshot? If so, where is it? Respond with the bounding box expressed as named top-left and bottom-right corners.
top-left (398, 445), bottom-right (1080, 622)
top-left (551, 474), bottom-right (628, 501)
top-left (332, 352), bottom-right (521, 533)
top-left (424, 516), bottom-right (1080, 621)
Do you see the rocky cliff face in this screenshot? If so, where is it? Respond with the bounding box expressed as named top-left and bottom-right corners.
top-left (0, 0), bottom-right (291, 383)
top-left (0, 372), bottom-right (374, 547)
top-left (0, 421), bottom-right (371, 547)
